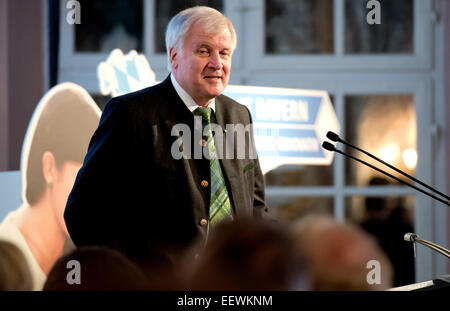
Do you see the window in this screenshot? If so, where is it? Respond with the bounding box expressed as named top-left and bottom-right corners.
top-left (344, 95), bottom-right (416, 186)
top-left (265, 0), bottom-right (333, 54)
top-left (241, 0), bottom-right (429, 73)
top-left (345, 0), bottom-right (413, 54)
top-left (75, 0), bottom-right (143, 53)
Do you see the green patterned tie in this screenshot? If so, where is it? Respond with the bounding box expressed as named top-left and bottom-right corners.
top-left (194, 107), bottom-right (232, 225)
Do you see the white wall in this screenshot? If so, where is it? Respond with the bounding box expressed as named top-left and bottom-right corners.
top-left (0, 171), bottom-right (22, 222)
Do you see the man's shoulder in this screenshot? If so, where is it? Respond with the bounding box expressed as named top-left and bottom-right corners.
top-left (111, 80), bottom-right (169, 106)
top-left (102, 79), bottom-right (172, 117)
top-left (217, 93), bottom-right (241, 105)
top-left (216, 94), bottom-right (252, 123)
top-left (217, 94), bottom-right (250, 114)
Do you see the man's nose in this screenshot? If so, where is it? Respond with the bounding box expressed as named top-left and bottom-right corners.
top-left (208, 52), bottom-right (223, 70)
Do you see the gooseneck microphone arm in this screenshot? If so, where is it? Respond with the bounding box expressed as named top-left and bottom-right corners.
top-left (322, 142), bottom-right (450, 206)
top-left (404, 233), bottom-right (450, 259)
top-left (326, 131), bottom-right (450, 202)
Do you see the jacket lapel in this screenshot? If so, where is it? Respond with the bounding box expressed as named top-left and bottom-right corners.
top-left (162, 78), bottom-right (247, 218)
top-left (214, 97), bottom-right (247, 218)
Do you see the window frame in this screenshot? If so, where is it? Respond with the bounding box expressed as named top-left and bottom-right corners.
top-left (245, 0), bottom-right (431, 72)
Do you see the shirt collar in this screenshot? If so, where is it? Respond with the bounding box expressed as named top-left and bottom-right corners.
top-left (170, 73), bottom-right (216, 113)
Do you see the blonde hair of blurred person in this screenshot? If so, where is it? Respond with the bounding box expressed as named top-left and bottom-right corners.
top-left (0, 83), bottom-right (100, 290)
top-left (0, 240), bottom-right (33, 291)
top-left (292, 214), bottom-right (393, 291)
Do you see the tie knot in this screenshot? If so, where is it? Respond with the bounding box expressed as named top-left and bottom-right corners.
top-left (194, 107), bottom-right (212, 122)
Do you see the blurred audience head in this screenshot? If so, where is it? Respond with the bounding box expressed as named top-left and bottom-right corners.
top-left (186, 218), bottom-right (309, 291)
top-left (292, 214), bottom-right (393, 291)
top-left (126, 245), bottom-right (180, 290)
top-left (0, 240), bottom-right (33, 290)
top-left (43, 246), bottom-right (150, 291)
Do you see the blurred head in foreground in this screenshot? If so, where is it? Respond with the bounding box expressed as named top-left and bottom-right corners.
top-left (43, 246), bottom-right (150, 291)
top-left (0, 240), bottom-right (33, 290)
top-left (186, 218), bottom-right (309, 290)
top-left (292, 215), bottom-right (393, 291)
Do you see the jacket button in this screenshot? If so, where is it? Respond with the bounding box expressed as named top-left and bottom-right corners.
top-left (200, 219), bottom-right (208, 227)
top-left (201, 180), bottom-right (208, 188)
top-left (194, 253), bottom-right (200, 260)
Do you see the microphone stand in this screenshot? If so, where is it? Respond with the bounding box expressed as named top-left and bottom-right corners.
top-left (322, 135), bottom-right (450, 254)
top-left (326, 131), bottom-right (450, 202)
top-left (404, 233), bottom-right (450, 260)
top-left (321, 141), bottom-right (450, 206)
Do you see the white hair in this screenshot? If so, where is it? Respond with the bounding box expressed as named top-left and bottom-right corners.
top-left (165, 6), bottom-right (237, 71)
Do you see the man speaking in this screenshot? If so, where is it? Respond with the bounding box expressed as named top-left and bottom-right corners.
top-left (64, 6), bottom-right (268, 267)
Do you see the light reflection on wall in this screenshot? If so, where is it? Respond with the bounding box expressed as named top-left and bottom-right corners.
top-left (402, 148), bottom-right (418, 170)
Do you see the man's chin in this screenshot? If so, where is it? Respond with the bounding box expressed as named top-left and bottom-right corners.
top-left (205, 85), bottom-right (226, 97)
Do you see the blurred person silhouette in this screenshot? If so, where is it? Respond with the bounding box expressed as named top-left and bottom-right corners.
top-left (0, 83), bottom-right (101, 290)
top-left (292, 214), bottom-right (393, 290)
top-left (185, 218), bottom-right (309, 291)
top-left (0, 240), bottom-right (33, 291)
top-left (127, 243), bottom-right (181, 290)
top-left (386, 203), bottom-right (415, 286)
top-left (43, 246), bottom-right (150, 291)
top-left (360, 177), bottom-right (415, 286)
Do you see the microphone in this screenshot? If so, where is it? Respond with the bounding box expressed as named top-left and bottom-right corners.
top-left (321, 141), bottom-right (450, 206)
top-left (404, 233), bottom-right (450, 259)
top-left (326, 131), bottom-right (450, 202)
top-left (326, 131), bottom-right (341, 143)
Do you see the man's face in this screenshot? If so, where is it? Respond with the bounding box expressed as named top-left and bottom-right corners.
top-left (170, 21), bottom-right (234, 107)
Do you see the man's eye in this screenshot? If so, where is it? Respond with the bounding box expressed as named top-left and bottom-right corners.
top-left (199, 49), bottom-right (209, 54)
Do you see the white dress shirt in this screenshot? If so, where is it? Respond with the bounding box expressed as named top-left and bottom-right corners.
top-left (170, 73), bottom-right (216, 113)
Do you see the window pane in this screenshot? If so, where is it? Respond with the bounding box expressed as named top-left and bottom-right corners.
top-left (345, 195), bottom-right (415, 287)
top-left (265, 0), bottom-right (333, 54)
top-left (345, 0), bottom-right (413, 54)
top-left (267, 196), bottom-right (333, 223)
top-left (155, 0), bottom-right (223, 54)
top-left (344, 95), bottom-right (416, 186)
top-left (75, 0), bottom-right (143, 53)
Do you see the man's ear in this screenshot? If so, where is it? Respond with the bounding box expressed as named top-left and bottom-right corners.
top-left (169, 47), bottom-right (178, 70)
top-left (42, 151), bottom-right (56, 186)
